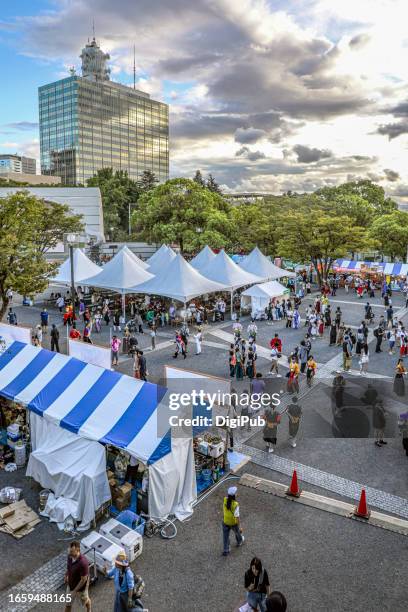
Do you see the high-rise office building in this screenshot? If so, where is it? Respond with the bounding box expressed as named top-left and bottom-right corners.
top-left (39, 38), bottom-right (169, 186)
top-left (0, 154), bottom-right (36, 175)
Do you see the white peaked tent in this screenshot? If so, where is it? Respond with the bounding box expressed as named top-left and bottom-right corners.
top-left (133, 253), bottom-right (226, 304)
top-left (122, 245), bottom-right (149, 270)
top-left (241, 280), bottom-right (287, 318)
top-left (240, 246), bottom-right (296, 280)
top-left (190, 245), bottom-right (216, 272)
top-left (200, 250), bottom-right (262, 319)
top-left (81, 246), bottom-right (154, 316)
top-left (147, 245), bottom-right (177, 274)
top-left (52, 248), bottom-right (102, 284)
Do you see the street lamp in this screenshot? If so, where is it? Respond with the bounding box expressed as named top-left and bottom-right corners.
top-left (66, 233), bottom-right (82, 323)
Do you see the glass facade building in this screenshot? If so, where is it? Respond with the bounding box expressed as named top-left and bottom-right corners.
top-left (39, 41), bottom-right (169, 185)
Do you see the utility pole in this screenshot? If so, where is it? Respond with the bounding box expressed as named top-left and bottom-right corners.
top-left (69, 243), bottom-right (76, 323)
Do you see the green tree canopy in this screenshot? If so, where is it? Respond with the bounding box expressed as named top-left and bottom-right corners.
top-left (87, 168), bottom-right (140, 237)
top-left (277, 203), bottom-right (366, 285)
top-left (0, 191), bottom-right (83, 318)
top-left (367, 211), bottom-right (408, 260)
top-left (193, 170), bottom-right (206, 187)
top-left (137, 170), bottom-right (158, 192)
top-left (316, 180), bottom-right (397, 217)
top-left (134, 178), bottom-right (233, 253)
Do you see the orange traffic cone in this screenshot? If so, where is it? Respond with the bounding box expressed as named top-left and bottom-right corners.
top-left (354, 488), bottom-right (370, 519)
top-left (286, 469), bottom-right (301, 498)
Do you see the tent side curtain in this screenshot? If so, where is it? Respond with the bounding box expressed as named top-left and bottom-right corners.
top-left (0, 341), bottom-right (170, 465)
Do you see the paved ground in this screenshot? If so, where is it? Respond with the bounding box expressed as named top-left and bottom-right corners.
top-left (1, 286), bottom-right (408, 611)
top-left (28, 462), bottom-right (408, 612)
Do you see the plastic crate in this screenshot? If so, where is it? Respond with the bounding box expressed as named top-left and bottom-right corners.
top-left (116, 510), bottom-right (145, 536)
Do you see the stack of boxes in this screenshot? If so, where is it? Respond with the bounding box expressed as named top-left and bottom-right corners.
top-left (107, 470), bottom-right (133, 512)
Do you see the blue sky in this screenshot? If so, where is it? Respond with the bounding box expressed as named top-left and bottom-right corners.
top-left (1, 0), bottom-right (407, 202)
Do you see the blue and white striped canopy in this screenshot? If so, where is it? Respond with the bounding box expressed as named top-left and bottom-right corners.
top-left (334, 260), bottom-right (408, 276)
top-left (0, 341), bottom-right (170, 465)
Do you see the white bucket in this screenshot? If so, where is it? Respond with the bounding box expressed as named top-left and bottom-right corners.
top-left (14, 443), bottom-right (26, 467)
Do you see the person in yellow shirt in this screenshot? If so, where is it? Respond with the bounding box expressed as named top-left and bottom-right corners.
top-left (287, 357), bottom-right (300, 393)
top-left (306, 355), bottom-right (317, 387)
top-left (222, 486), bottom-right (244, 556)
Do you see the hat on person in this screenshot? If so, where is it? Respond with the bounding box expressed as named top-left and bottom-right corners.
top-left (115, 551), bottom-right (129, 567)
top-left (227, 486), bottom-right (237, 496)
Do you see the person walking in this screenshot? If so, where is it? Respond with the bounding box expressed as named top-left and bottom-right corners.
top-left (150, 325), bottom-right (156, 350)
top-left (329, 322), bottom-right (337, 346)
top-left (342, 337), bottom-right (352, 371)
top-left (393, 359), bottom-right (406, 396)
top-left (7, 308), bottom-right (17, 325)
top-left (113, 311), bottom-right (121, 332)
top-left (194, 328), bottom-right (202, 355)
top-left (359, 346), bottom-right (369, 375)
top-left (387, 327), bottom-right (396, 355)
top-left (229, 344), bottom-right (236, 377)
top-left (306, 355), bottom-right (317, 387)
top-left (374, 324), bottom-right (384, 353)
top-left (111, 335), bottom-right (121, 366)
top-left (104, 551), bottom-right (135, 612)
top-left (50, 324), bottom-right (60, 352)
top-left (373, 400), bottom-right (387, 447)
top-left (34, 325), bottom-right (43, 347)
top-left (287, 396), bottom-right (302, 448)
top-left (269, 346), bottom-right (280, 376)
top-left (222, 486), bottom-right (244, 556)
top-left (244, 557), bottom-right (271, 612)
top-left (287, 357), bottom-right (300, 393)
top-left (64, 541), bottom-right (91, 612)
top-left (40, 308), bottom-right (49, 334)
top-left (299, 341), bottom-right (308, 374)
top-left (138, 351), bottom-right (147, 381)
top-left (83, 322), bottom-right (92, 344)
top-left (235, 349), bottom-right (244, 381)
top-left (263, 407), bottom-right (280, 453)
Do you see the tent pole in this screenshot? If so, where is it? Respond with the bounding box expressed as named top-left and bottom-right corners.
top-left (183, 301), bottom-right (186, 322)
top-left (230, 290), bottom-right (233, 320)
top-left (122, 292), bottom-right (126, 321)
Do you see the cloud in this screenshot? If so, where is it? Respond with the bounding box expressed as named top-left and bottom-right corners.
top-left (234, 127), bottom-right (266, 144)
top-left (377, 122), bottom-right (408, 140)
top-left (349, 33), bottom-right (370, 49)
top-left (383, 168), bottom-right (400, 182)
top-left (4, 121), bottom-right (39, 131)
top-left (235, 146), bottom-right (266, 161)
top-left (293, 144), bottom-right (332, 163)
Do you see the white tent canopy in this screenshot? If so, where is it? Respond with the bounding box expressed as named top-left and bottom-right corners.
top-left (239, 246), bottom-right (296, 280)
top-left (122, 245), bottom-right (149, 270)
top-left (241, 280), bottom-right (287, 318)
top-left (200, 249), bottom-right (262, 290)
top-left (80, 246), bottom-right (153, 293)
top-left (52, 248), bottom-right (102, 285)
top-left (133, 253), bottom-right (226, 303)
top-left (190, 245), bottom-right (216, 272)
top-left (147, 244), bottom-right (177, 275)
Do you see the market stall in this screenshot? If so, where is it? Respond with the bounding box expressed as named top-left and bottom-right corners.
top-left (52, 247), bottom-right (102, 284)
top-left (0, 339), bottom-right (197, 527)
top-left (333, 259), bottom-right (408, 289)
top-left (240, 280), bottom-right (288, 318)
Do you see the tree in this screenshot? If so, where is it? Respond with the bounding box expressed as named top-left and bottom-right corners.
top-left (134, 178), bottom-right (233, 253)
top-left (277, 205), bottom-right (366, 286)
top-left (230, 203), bottom-right (278, 254)
top-left (206, 173), bottom-right (222, 194)
top-left (87, 168), bottom-right (140, 237)
top-left (193, 170), bottom-right (206, 187)
top-left (0, 191), bottom-right (83, 319)
top-left (367, 211), bottom-right (408, 260)
top-left (316, 180), bottom-right (397, 217)
top-left (138, 170), bottom-right (158, 192)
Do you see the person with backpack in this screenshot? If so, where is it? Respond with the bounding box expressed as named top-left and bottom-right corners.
top-left (222, 486), bottom-right (244, 556)
top-left (50, 324), bottom-right (60, 352)
top-left (103, 551), bottom-right (135, 611)
top-left (40, 308), bottom-right (49, 334)
top-left (7, 308), bottom-right (17, 326)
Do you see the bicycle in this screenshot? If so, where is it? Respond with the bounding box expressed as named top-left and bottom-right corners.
top-left (140, 513), bottom-right (177, 539)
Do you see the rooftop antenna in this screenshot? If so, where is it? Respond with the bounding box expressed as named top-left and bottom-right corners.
top-left (92, 19), bottom-right (95, 41)
top-left (133, 44), bottom-right (136, 89)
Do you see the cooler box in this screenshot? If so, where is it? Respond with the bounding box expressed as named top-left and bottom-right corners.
top-left (80, 531), bottom-right (123, 572)
top-left (208, 441), bottom-right (224, 458)
top-left (99, 518), bottom-right (143, 562)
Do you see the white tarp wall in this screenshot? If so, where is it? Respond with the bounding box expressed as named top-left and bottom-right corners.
top-left (27, 413), bottom-right (111, 530)
top-left (0, 322), bottom-right (31, 345)
top-left (68, 339), bottom-right (112, 370)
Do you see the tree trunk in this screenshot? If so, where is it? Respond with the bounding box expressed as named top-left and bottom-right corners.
top-left (179, 236), bottom-right (184, 254)
top-left (0, 292), bottom-right (10, 321)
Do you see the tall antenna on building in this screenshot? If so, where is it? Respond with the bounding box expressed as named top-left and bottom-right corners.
top-left (92, 19), bottom-right (95, 40)
top-left (133, 44), bottom-right (136, 90)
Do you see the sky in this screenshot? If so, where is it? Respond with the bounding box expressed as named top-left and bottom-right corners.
top-left (1, 0), bottom-right (408, 201)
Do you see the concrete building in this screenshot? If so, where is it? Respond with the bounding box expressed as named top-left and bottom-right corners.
top-left (0, 154), bottom-right (36, 175)
top-left (0, 186), bottom-right (104, 242)
top-left (39, 37), bottom-right (169, 186)
top-left (0, 172), bottom-right (61, 185)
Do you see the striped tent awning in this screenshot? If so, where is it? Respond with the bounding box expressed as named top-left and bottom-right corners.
top-left (333, 260), bottom-right (408, 276)
top-left (0, 341), bottom-right (170, 464)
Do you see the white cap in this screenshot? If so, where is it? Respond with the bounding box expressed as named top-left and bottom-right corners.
top-left (228, 486), bottom-right (237, 496)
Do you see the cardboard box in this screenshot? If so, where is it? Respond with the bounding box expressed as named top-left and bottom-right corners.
top-left (117, 482), bottom-right (132, 496)
top-left (107, 469), bottom-right (114, 480)
top-left (114, 496), bottom-right (130, 511)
